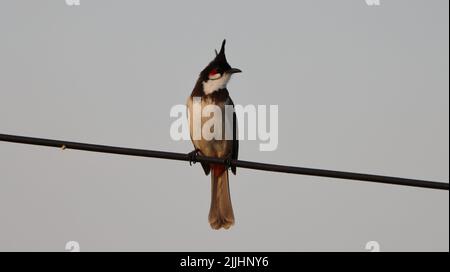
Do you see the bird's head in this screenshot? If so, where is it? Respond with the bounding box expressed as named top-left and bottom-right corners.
top-left (200, 39), bottom-right (241, 95)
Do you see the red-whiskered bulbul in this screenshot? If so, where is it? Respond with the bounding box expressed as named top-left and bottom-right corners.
top-left (187, 40), bottom-right (241, 230)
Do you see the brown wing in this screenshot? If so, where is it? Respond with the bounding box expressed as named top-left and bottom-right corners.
top-left (229, 98), bottom-right (239, 175)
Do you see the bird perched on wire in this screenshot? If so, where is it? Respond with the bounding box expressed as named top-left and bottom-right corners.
top-left (187, 40), bottom-right (241, 230)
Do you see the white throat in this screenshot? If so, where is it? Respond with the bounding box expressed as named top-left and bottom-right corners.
top-left (202, 73), bottom-right (231, 95)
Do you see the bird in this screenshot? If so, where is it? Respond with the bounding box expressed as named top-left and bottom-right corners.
top-left (187, 39), bottom-right (241, 230)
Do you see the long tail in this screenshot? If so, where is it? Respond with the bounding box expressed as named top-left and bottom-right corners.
top-left (209, 164), bottom-right (234, 230)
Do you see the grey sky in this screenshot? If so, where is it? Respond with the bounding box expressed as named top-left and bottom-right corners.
top-left (0, 0), bottom-right (448, 251)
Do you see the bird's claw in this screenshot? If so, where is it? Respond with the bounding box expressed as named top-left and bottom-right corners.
top-left (224, 155), bottom-right (234, 170)
top-left (188, 149), bottom-right (200, 166)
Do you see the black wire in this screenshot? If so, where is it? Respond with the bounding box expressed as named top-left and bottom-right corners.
top-left (0, 133), bottom-right (448, 191)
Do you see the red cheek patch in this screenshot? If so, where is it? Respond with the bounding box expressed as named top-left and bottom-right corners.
top-left (209, 69), bottom-right (218, 77)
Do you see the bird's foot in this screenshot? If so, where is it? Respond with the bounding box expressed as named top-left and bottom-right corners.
top-left (188, 149), bottom-right (200, 166)
top-left (224, 154), bottom-right (234, 170)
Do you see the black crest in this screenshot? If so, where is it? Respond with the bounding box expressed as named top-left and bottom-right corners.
top-left (199, 39), bottom-right (232, 81)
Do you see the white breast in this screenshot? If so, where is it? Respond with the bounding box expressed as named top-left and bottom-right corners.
top-left (202, 73), bottom-right (231, 95)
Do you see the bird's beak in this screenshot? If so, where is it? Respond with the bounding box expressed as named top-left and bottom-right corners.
top-left (227, 68), bottom-right (242, 74)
